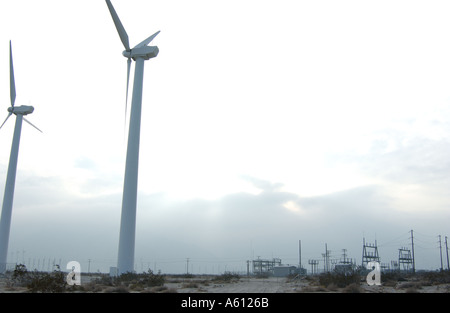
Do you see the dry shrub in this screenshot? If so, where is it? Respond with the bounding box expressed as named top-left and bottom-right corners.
top-left (319, 271), bottom-right (361, 288)
top-left (382, 280), bottom-right (397, 288)
top-left (150, 285), bottom-right (168, 292)
top-left (27, 270), bottom-right (66, 293)
top-left (129, 283), bottom-right (145, 291)
top-left (213, 272), bottom-right (240, 283)
top-left (343, 283), bottom-right (363, 293)
top-left (405, 287), bottom-right (420, 293)
top-left (398, 282), bottom-right (422, 291)
top-left (420, 271), bottom-right (450, 285)
top-left (326, 283), bottom-right (339, 292)
top-left (104, 285), bottom-right (130, 293)
top-left (182, 282), bottom-right (199, 288)
top-left (161, 287), bottom-right (178, 293)
top-left (83, 282), bottom-right (105, 293)
top-left (297, 285), bottom-right (315, 293)
top-left (298, 285), bottom-right (328, 292)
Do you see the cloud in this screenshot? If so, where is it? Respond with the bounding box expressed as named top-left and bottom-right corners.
top-left (240, 175), bottom-right (285, 192)
top-left (135, 179), bottom-right (399, 263)
top-left (360, 136), bottom-right (450, 185)
top-left (4, 171), bottom-right (449, 273)
top-left (74, 157), bottom-right (97, 171)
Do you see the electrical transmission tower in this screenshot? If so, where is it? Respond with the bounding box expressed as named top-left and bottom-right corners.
top-left (398, 247), bottom-right (413, 273)
top-left (340, 249), bottom-right (353, 265)
top-left (308, 259), bottom-right (319, 275)
top-left (362, 238), bottom-right (380, 268)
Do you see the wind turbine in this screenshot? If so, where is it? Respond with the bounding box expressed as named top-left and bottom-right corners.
top-left (0, 41), bottom-right (42, 273)
top-left (105, 0), bottom-right (160, 274)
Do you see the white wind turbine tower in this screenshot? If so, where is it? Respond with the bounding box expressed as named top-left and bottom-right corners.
top-left (105, 0), bottom-right (160, 274)
top-left (0, 41), bottom-right (42, 273)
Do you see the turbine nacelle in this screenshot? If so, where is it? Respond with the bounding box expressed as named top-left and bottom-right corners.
top-left (123, 46), bottom-right (159, 61)
top-left (7, 105), bottom-right (34, 115)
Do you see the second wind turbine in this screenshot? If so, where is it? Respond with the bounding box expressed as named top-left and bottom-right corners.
top-left (105, 0), bottom-right (160, 274)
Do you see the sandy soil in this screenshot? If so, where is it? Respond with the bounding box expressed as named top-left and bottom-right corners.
top-left (1, 273), bottom-right (449, 293)
top-left (164, 276), bottom-right (304, 293)
top-left (163, 275), bottom-right (450, 293)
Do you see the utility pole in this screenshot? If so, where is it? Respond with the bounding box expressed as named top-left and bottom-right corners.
top-left (445, 236), bottom-right (449, 271)
top-left (439, 235), bottom-right (443, 271)
top-left (327, 244), bottom-right (330, 272)
top-left (186, 258), bottom-right (189, 275)
top-left (362, 237), bottom-right (365, 266)
top-left (324, 243), bottom-right (330, 272)
top-left (322, 253), bottom-right (326, 272)
top-left (299, 240), bottom-right (302, 269)
top-left (410, 230), bottom-right (415, 273)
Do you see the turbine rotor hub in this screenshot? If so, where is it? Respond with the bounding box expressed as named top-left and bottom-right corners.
top-left (122, 50), bottom-right (132, 58)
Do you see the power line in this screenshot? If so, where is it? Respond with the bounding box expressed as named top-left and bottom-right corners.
top-left (413, 230), bottom-right (438, 238)
top-left (377, 231), bottom-right (410, 248)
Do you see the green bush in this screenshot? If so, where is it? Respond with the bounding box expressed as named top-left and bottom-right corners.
top-left (27, 269), bottom-right (66, 293)
top-left (213, 272), bottom-right (240, 283)
top-left (419, 271), bottom-right (450, 284)
top-left (319, 271), bottom-right (361, 288)
top-left (11, 264), bottom-right (29, 286)
top-left (8, 264), bottom-right (69, 292)
top-left (343, 283), bottom-right (363, 293)
top-left (141, 269), bottom-right (165, 287)
top-left (117, 269), bottom-right (165, 287)
top-left (381, 271), bottom-right (407, 283)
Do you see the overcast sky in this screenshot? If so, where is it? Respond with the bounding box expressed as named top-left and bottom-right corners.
top-left (0, 0), bottom-right (449, 274)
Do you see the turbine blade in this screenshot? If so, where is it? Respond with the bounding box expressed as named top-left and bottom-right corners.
top-left (10, 41), bottom-right (16, 107)
top-left (134, 31), bottom-right (160, 49)
top-left (23, 117), bottom-right (43, 133)
top-left (0, 113), bottom-right (12, 130)
top-left (105, 0), bottom-right (131, 51)
top-left (125, 58), bottom-right (131, 125)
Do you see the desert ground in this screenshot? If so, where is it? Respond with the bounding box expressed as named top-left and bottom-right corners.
top-left (1, 270), bottom-right (449, 293)
top-left (162, 274), bottom-right (450, 293)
